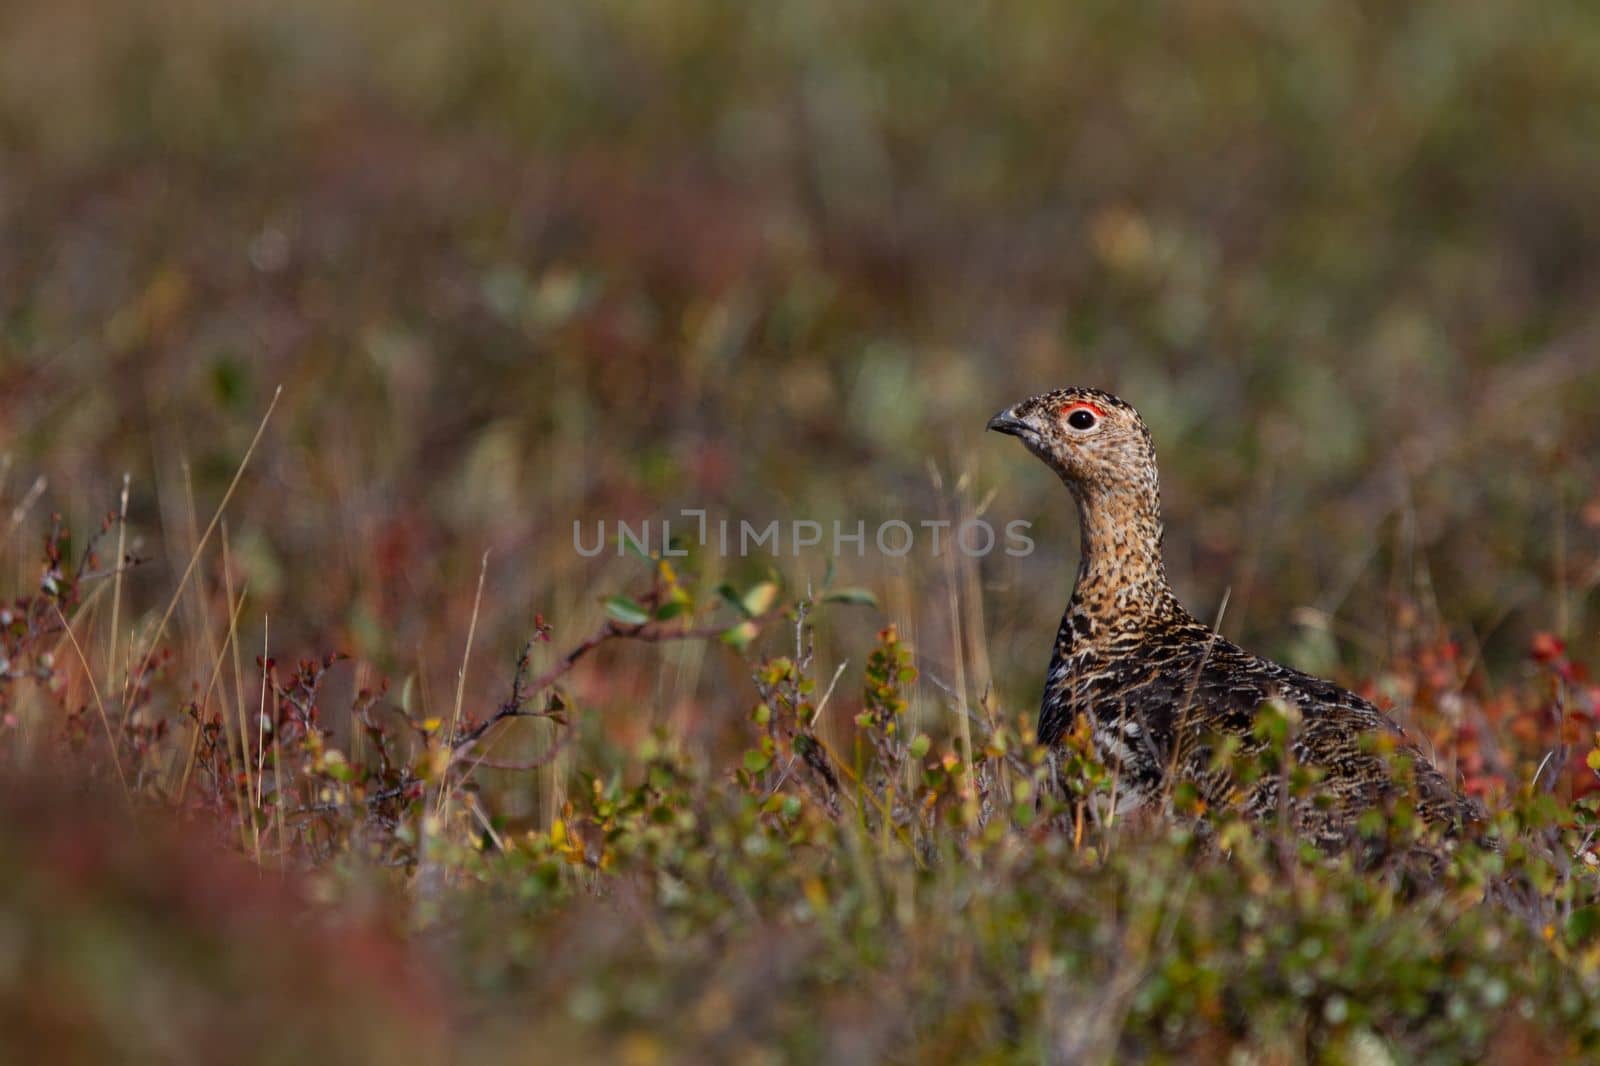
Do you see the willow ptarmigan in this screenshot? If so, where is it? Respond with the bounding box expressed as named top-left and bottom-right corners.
top-left (988, 386), bottom-right (1484, 849)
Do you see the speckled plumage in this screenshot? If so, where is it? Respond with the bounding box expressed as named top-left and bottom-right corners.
top-left (989, 387), bottom-right (1483, 849)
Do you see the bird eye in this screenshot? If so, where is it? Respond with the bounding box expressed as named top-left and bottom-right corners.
top-left (1066, 407), bottom-right (1097, 431)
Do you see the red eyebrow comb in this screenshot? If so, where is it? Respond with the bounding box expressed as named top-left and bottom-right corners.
top-left (1060, 399), bottom-right (1106, 418)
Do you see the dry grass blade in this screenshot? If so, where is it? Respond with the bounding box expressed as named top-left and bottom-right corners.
top-left (253, 616), bottom-right (270, 865)
top-left (4, 474), bottom-right (47, 543)
top-left (176, 585), bottom-right (249, 805)
top-left (273, 718), bottom-right (288, 872)
top-left (123, 385), bottom-right (282, 713)
top-left (52, 602), bottom-right (130, 802)
top-left (930, 461), bottom-right (977, 824)
top-left (105, 472), bottom-right (130, 690)
top-left (437, 550), bottom-right (490, 817)
top-left (220, 521), bottom-right (254, 851)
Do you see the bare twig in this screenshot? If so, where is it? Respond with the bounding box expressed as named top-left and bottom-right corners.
top-left (463, 737), bottom-right (575, 773)
top-left (448, 614), bottom-right (752, 759)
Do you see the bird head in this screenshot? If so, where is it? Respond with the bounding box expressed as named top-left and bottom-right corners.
top-left (986, 387), bottom-right (1157, 494)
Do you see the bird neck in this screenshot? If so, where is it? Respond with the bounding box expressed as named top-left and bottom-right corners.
top-left (1068, 481), bottom-right (1176, 627)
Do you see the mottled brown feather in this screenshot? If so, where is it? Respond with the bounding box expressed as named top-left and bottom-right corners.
top-left (989, 387), bottom-right (1485, 850)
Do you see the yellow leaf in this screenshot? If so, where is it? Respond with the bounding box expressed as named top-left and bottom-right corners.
top-left (741, 581), bottom-right (780, 618)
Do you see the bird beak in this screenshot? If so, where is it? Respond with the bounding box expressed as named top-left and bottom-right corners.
top-left (986, 407), bottom-right (1031, 438)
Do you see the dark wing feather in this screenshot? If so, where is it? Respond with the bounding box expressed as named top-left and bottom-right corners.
top-left (1164, 638), bottom-right (1486, 843)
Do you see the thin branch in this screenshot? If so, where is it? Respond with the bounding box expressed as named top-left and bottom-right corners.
top-left (448, 615), bottom-right (751, 759)
top-left (464, 736), bottom-right (575, 773)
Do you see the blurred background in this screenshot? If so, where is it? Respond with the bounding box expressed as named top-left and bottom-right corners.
top-left (2, 0), bottom-right (1598, 787)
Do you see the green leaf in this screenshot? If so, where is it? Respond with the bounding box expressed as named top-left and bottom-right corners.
top-left (605, 595), bottom-right (650, 626)
top-left (823, 587), bottom-right (878, 608)
top-left (1568, 906), bottom-right (1600, 944)
top-left (720, 620), bottom-right (759, 650)
top-left (743, 749), bottom-right (772, 774)
top-left (654, 597), bottom-right (691, 621)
